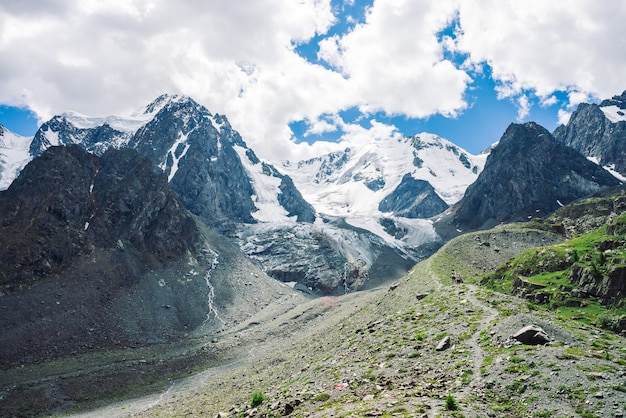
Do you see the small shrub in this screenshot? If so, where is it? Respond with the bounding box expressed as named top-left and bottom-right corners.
top-left (251, 390), bottom-right (265, 407)
top-left (445, 394), bottom-right (459, 411)
top-left (312, 392), bottom-right (330, 402)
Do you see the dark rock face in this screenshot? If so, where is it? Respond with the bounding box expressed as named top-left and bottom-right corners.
top-left (129, 97), bottom-right (257, 225)
top-left (570, 264), bottom-right (626, 307)
top-left (450, 122), bottom-right (621, 231)
top-left (600, 90), bottom-right (626, 109)
top-left (261, 163), bottom-right (316, 222)
top-left (379, 174), bottom-right (448, 218)
top-left (0, 145), bottom-right (211, 366)
top-left (554, 92), bottom-right (626, 176)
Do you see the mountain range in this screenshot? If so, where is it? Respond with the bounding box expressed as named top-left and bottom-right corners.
top-left (0, 95), bottom-right (488, 295)
top-left (1, 92), bottom-right (625, 295)
top-left (1, 90), bottom-right (626, 416)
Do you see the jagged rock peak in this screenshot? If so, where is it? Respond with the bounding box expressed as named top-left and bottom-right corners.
top-left (448, 121), bottom-right (621, 231)
top-left (600, 90), bottom-right (626, 109)
top-left (553, 89), bottom-right (626, 176)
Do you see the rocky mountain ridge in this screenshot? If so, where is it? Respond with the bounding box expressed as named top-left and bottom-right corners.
top-left (5, 95), bottom-right (489, 294)
top-left (436, 122), bottom-right (621, 237)
top-left (0, 144), bottom-right (302, 368)
top-left (2, 92), bottom-right (625, 295)
top-left (554, 90), bottom-right (626, 177)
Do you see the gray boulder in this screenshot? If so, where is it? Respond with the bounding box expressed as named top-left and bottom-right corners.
top-left (512, 325), bottom-right (550, 345)
top-left (435, 335), bottom-right (451, 351)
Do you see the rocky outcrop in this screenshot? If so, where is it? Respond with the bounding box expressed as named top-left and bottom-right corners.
top-left (570, 264), bottom-right (626, 307)
top-left (379, 174), bottom-right (448, 218)
top-left (554, 91), bottom-right (626, 176)
top-left (512, 325), bottom-right (550, 345)
top-left (0, 145), bottom-right (211, 365)
top-left (442, 122), bottom-right (621, 233)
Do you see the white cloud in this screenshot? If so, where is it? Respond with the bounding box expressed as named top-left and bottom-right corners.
top-left (557, 109), bottom-right (572, 126)
top-left (516, 95), bottom-right (530, 120)
top-left (319, 0), bottom-right (469, 118)
top-left (455, 0), bottom-right (626, 108)
top-left (0, 0), bottom-right (475, 162)
top-left (1, 0), bottom-right (625, 162)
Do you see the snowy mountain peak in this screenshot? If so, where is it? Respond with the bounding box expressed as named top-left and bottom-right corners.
top-left (59, 110), bottom-right (149, 133)
top-left (599, 90), bottom-right (626, 123)
top-left (282, 132), bottom-right (487, 219)
top-left (132, 93), bottom-right (184, 117)
top-left (132, 94), bottom-right (205, 120)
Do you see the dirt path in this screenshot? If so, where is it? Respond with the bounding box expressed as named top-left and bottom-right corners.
top-left (459, 283), bottom-right (499, 398)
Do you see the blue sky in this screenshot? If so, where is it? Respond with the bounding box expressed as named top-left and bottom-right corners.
top-left (0, 105), bottom-right (39, 137)
top-left (0, 1), bottom-right (624, 158)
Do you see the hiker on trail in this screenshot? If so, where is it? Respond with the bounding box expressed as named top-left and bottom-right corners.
top-left (451, 270), bottom-right (457, 283)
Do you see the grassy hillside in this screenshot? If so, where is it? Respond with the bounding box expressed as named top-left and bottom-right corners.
top-left (479, 214), bottom-right (626, 334)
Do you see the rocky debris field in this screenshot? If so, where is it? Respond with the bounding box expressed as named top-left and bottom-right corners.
top-left (81, 229), bottom-right (626, 418)
top-left (2, 224), bottom-right (625, 417)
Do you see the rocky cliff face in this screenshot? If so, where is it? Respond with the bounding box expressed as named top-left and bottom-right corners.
top-left (130, 97), bottom-right (260, 225)
top-left (554, 91), bottom-right (626, 176)
top-left (0, 145), bottom-right (212, 364)
top-left (439, 122), bottom-right (621, 234)
top-left (0, 144), bottom-right (301, 366)
top-left (378, 174), bottom-right (449, 218)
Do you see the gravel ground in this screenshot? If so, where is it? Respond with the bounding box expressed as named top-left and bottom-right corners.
top-left (6, 224), bottom-right (625, 418)
top-left (107, 229), bottom-right (626, 417)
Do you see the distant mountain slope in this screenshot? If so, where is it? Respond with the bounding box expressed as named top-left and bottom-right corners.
top-left (554, 90), bottom-right (626, 178)
top-left (282, 133), bottom-right (487, 218)
top-left (437, 122), bottom-right (621, 235)
top-left (0, 145), bottom-right (299, 366)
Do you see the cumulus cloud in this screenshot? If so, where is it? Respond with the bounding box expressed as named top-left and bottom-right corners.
top-left (0, 0), bottom-right (473, 161)
top-left (0, 0), bottom-right (625, 161)
top-left (318, 0), bottom-right (469, 118)
top-left (455, 0), bottom-right (626, 110)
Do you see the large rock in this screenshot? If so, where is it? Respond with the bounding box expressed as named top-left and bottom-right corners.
top-left (512, 325), bottom-right (550, 345)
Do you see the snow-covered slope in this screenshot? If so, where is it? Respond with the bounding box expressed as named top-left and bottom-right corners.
top-left (600, 105), bottom-right (626, 123)
top-left (0, 125), bottom-right (32, 190)
top-left (281, 133), bottom-right (487, 218)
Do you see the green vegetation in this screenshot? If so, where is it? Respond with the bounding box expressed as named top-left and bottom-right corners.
top-left (250, 390), bottom-right (265, 407)
top-left (479, 212), bottom-right (626, 333)
top-left (312, 392), bottom-right (331, 402)
top-left (445, 394), bottom-right (459, 411)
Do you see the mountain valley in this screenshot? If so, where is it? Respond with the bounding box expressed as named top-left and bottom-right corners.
top-left (0, 91), bottom-right (626, 417)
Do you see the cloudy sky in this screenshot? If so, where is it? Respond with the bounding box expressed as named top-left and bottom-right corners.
top-left (0, 0), bottom-right (625, 161)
